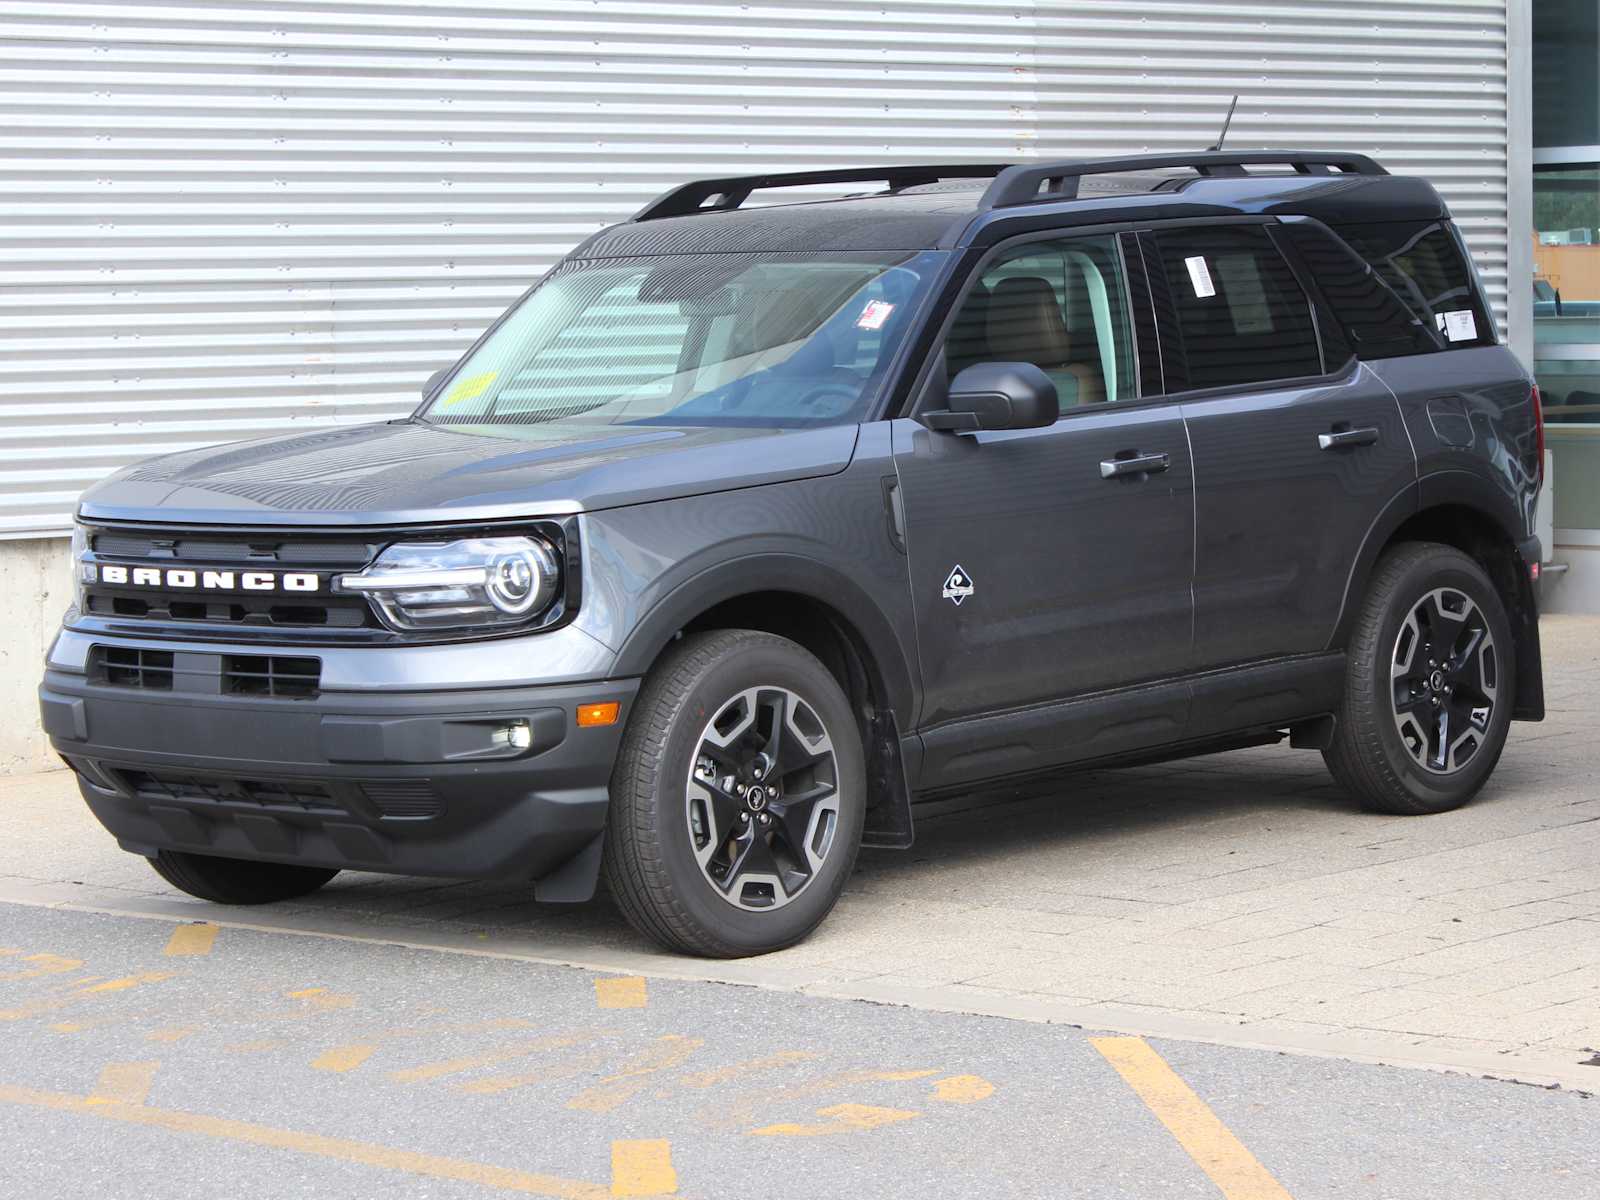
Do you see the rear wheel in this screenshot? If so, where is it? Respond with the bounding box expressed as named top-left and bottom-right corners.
top-left (1325, 542), bottom-right (1514, 815)
top-left (602, 630), bottom-right (865, 958)
top-left (147, 850), bottom-right (339, 904)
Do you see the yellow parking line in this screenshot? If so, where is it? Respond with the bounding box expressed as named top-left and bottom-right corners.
top-left (1092, 1037), bottom-right (1294, 1200)
top-left (313, 1043), bottom-right (379, 1073)
top-left (567, 1036), bottom-right (702, 1114)
top-left (930, 1074), bottom-right (995, 1104)
top-left (389, 1032), bottom-right (599, 1084)
top-left (164, 923), bottom-right (218, 957)
top-left (0, 1082), bottom-right (608, 1199)
top-left (1, 953), bottom-right (84, 981)
top-left (677, 1050), bottom-right (818, 1089)
top-left (0, 970), bottom-right (177, 1021)
top-left (594, 977), bottom-right (647, 1009)
top-left (88, 1061), bottom-right (159, 1106)
top-left (82, 971), bottom-right (178, 995)
top-left (749, 1102), bottom-right (920, 1138)
top-left (609, 1139), bottom-right (676, 1197)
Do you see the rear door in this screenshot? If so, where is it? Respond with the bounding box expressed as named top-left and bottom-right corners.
top-left (891, 230), bottom-right (1195, 788)
top-left (1146, 222), bottom-right (1416, 678)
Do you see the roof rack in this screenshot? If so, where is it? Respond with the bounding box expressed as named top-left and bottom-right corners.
top-left (632, 164), bottom-right (1013, 222)
top-left (978, 150), bottom-right (1386, 210)
top-left (629, 151), bottom-right (1389, 223)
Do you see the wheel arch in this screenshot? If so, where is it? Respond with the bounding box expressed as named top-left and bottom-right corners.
top-left (1331, 473), bottom-right (1543, 720)
top-left (612, 555), bottom-right (919, 848)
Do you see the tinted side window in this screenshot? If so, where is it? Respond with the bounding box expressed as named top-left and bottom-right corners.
top-left (1334, 220), bottom-right (1495, 349)
top-left (947, 234), bottom-right (1138, 405)
top-left (1153, 226), bottom-right (1322, 390)
top-left (1281, 221), bottom-right (1438, 359)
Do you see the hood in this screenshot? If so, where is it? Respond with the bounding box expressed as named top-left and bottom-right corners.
top-left (78, 419), bottom-right (860, 527)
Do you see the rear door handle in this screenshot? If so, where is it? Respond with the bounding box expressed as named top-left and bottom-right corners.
top-left (1318, 427), bottom-right (1380, 451)
top-left (1100, 451), bottom-right (1171, 479)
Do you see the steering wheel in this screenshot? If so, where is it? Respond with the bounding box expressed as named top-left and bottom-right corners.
top-left (790, 367), bottom-right (866, 413)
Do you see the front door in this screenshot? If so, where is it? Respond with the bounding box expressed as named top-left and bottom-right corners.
top-left (891, 232), bottom-right (1195, 789)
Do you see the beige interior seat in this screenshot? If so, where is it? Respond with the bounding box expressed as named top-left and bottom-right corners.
top-left (985, 276), bottom-right (1105, 406)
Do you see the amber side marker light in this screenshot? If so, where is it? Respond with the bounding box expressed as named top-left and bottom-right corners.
top-left (577, 702), bottom-right (620, 728)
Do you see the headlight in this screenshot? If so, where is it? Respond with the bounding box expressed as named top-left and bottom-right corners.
top-left (337, 536), bottom-right (560, 631)
top-left (70, 524), bottom-right (91, 611)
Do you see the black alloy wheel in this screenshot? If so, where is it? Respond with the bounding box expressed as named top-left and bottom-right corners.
top-left (1389, 586), bottom-right (1499, 775)
top-left (686, 685), bottom-right (841, 911)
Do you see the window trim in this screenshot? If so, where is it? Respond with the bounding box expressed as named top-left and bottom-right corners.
top-left (904, 221), bottom-right (1167, 422)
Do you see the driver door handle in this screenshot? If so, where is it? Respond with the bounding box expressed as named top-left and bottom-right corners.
top-left (1100, 451), bottom-right (1171, 479)
top-left (1318, 426), bottom-right (1380, 451)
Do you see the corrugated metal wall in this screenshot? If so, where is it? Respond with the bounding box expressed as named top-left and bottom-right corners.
top-left (0, 0), bottom-right (1512, 537)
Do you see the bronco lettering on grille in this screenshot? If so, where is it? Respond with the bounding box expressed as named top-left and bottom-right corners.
top-left (91, 564), bottom-right (321, 592)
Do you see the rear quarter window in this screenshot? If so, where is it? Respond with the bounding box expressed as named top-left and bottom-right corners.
top-left (1280, 221), bottom-right (1438, 360)
top-left (1332, 220), bottom-right (1496, 350)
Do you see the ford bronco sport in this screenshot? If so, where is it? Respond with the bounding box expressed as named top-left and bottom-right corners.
top-left (40, 152), bottom-right (1545, 957)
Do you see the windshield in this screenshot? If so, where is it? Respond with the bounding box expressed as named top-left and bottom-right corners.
top-left (418, 250), bottom-right (945, 430)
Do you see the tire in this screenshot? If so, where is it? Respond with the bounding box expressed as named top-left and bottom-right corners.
top-left (602, 630), bottom-right (866, 958)
top-left (1324, 542), bottom-right (1515, 815)
top-left (147, 850), bottom-right (339, 905)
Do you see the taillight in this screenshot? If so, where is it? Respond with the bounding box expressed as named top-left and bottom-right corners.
top-left (1532, 382), bottom-right (1545, 488)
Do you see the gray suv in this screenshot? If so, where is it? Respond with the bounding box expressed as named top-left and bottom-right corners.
top-left (39, 152), bottom-right (1546, 957)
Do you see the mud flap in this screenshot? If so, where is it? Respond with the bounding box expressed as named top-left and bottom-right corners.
top-left (533, 831), bottom-right (605, 903)
top-left (861, 711), bottom-right (914, 850)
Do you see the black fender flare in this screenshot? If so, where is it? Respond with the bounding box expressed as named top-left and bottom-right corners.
top-left (1327, 470), bottom-right (1543, 720)
top-left (1327, 481), bottom-right (1421, 652)
top-left (611, 552), bottom-right (919, 728)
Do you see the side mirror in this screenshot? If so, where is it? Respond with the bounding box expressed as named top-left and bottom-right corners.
top-left (423, 367), bottom-right (451, 399)
top-left (925, 362), bottom-right (1059, 433)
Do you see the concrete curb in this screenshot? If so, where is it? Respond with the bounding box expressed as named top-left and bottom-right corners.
top-left (3, 879), bottom-right (1594, 1096)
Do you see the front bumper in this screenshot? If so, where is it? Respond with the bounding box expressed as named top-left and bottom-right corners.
top-left (40, 649), bottom-right (637, 897)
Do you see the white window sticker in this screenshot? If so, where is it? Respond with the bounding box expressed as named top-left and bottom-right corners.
top-left (1184, 255), bottom-right (1217, 299)
top-left (1442, 309), bottom-right (1478, 342)
top-left (856, 300), bottom-right (895, 330)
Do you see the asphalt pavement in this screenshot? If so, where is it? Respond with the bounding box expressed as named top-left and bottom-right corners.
top-left (2, 903), bottom-right (1595, 1200)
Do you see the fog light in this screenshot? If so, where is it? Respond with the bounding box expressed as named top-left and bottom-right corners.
top-left (494, 720), bottom-right (532, 751)
top-left (577, 702), bottom-right (620, 728)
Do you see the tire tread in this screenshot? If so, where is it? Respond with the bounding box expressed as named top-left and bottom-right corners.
top-left (148, 850), bottom-right (338, 905)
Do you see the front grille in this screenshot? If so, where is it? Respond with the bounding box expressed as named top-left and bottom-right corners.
top-left (89, 647), bottom-right (322, 698)
top-left (92, 534), bottom-right (373, 564)
top-left (83, 593), bottom-right (370, 629)
top-left (82, 526), bottom-right (380, 633)
top-left (119, 769), bottom-right (345, 816)
top-left (222, 655), bottom-right (321, 698)
top-left (92, 646), bottom-right (174, 691)
top-left (361, 780), bottom-right (444, 819)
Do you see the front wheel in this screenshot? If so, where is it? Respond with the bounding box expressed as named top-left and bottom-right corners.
top-left (148, 850), bottom-right (339, 904)
top-left (1324, 542), bottom-right (1515, 815)
top-left (602, 630), bottom-right (866, 958)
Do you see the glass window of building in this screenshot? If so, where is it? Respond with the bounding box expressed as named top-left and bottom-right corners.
top-left (1532, 1), bottom-right (1600, 534)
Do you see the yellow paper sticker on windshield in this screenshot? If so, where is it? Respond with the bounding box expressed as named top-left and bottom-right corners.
top-left (442, 371), bottom-right (497, 407)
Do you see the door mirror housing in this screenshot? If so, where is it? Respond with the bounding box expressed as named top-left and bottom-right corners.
top-left (423, 367), bottom-right (451, 399)
top-left (925, 362), bottom-right (1060, 433)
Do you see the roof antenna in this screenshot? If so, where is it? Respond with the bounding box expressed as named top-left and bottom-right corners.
top-left (1207, 94), bottom-right (1239, 152)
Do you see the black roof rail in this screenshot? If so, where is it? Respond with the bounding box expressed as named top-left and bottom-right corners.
top-left (632, 163), bottom-right (1013, 222)
top-left (978, 150), bottom-right (1387, 210)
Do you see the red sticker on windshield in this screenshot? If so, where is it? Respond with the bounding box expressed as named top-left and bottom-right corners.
top-left (856, 300), bottom-right (895, 330)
